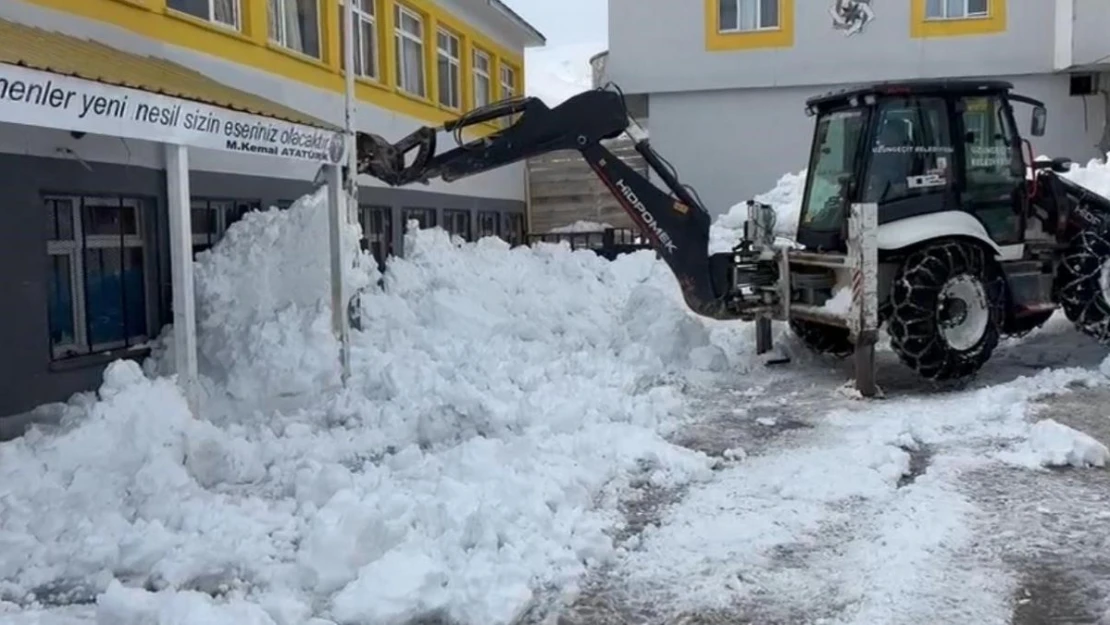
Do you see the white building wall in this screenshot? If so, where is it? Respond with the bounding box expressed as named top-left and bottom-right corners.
top-left (647, 72), bottom-right (1110, 221)
top-left (608, 0), bottom-right (1070, 95)
top-left (0, 0), bottom-right (525, 201)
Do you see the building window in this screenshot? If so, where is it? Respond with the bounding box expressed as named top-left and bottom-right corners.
top-left (499, 64), bottom-right (516, 100)
top-left (443, 209), bottom-right (471, 240)
top-left (357, 205), bottom-right (393, 267)
top-left (45, 195), bottom-right (150, 361)
top-left (498, 63), bottom-right (517, 125)
top-left (191, 198), bottom-right (260, 256)
top-left (167, 0), bottom-right (240, 28)
top-left (394, 3), bottom-right (426, 97)
top-left (477, 210), bottom-right (500, 238)
top-left (269, 0), bottom-right (321, 58)
top-left (926, 0), bottom-right (988, 19)
top-left (340, 0), bottom-right (379, 79)
top-left (502, 212), bottom-right (524, 245)
top-left (436, 28), bottom-right (461, 109)
top-left (402, 206), bottom-right (436, 229)
top-left (473, 49), bottom-right (491, 108)
top-left (718, 0), bottom-right (780, 32)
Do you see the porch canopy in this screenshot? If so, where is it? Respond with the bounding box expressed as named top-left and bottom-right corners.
top-left (0, 18), bottom-right (352, 403)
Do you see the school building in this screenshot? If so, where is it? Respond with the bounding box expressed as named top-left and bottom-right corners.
top-left (0, 0), bottom-right (544, 419)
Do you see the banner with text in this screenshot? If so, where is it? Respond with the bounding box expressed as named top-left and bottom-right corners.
top-left (0, 63), bottom-right (346, 164)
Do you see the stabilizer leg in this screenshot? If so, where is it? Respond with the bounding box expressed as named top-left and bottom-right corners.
top-left (848, 202), bottom-right (881, 398)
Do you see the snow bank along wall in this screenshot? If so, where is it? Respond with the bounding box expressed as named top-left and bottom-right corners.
top-left (0, 0), bottom-right (543, 418)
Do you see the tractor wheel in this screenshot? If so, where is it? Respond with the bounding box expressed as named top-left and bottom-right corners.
top-left (1056, 223), bottom-right (1110, 342)
top-left (886, 239), bottom-right (1007, 381)
top-left (788, 318), bottom-right (854, 358)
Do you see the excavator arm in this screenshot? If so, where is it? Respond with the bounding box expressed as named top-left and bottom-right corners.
top-left (355, 87), bottom-right (756, 320)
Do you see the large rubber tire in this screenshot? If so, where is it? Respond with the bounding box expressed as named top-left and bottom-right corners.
top-left (1056, 223), bottom-right (1110, 342)
top-left (886, 239), bottom-right (1007, 381)
top-left (788, 318), bottom-right (854, 358)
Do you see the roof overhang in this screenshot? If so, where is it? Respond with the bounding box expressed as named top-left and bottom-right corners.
top-left (0, 18), bottom-right (347, 165)
top-left (482, 0), bottom-right (546, 48)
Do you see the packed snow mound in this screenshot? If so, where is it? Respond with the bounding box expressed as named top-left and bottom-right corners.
top-left (1061, 153), bottom-right (1110, 197)
top-left (709, 170), bottom-right (806, 253)
top-left (1, 190), bottom-right (752, 625)
top-left (153, 189), bottom-right (376, 400)
top-left (999, 418), bottom-right (1110, 469)
top-left (525, 42), bottom-right (603, 106)
top-left (547, 220), bottom-right (614, 233)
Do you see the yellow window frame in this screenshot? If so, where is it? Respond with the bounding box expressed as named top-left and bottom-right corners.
top-left (704, 0), bottom-right (794, 51)
top-left (910, 0), bottom-right (1006, 38)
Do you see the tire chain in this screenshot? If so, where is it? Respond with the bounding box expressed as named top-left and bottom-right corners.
top-left (886, 240), bottom-right (1006, 381)
top-left (1056, 224), bottom-right (1110, 343)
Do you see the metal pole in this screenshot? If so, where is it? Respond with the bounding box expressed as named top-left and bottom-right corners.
top-left (344, 0), bottom-right (358, 225)
top-left (336, 0), bottom-right (357, 384)
top-left (327, 165), bottom-right (351, 383)
top-left (164, 143), bottom-right (198, 409)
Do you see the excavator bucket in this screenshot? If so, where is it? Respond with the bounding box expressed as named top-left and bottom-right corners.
top-left (355, 128), bottom-right (437, 186)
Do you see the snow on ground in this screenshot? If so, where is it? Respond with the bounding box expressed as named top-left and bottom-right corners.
top-left (998, 418), bottom-right (1110, 469)
top-left (0, 190), bottom-right (750, 625)
top-left (7, 154), bottom-right (1110, 624)
top-left (607, 359), bottom-right (1110, 624)
top-left (547, 220), bottom-right (614, 234)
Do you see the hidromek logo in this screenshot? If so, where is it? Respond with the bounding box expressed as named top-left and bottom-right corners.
top-left (615, 178), bottom-right (677, 253)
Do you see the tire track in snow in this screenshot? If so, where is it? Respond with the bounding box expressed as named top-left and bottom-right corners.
top-left (972, 385), bottom-right (1110, 625)
top-left (549, 315), bottom-right (1110, 625)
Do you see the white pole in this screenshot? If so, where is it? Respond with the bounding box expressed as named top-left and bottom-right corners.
top-left (327, 164), bottom-right (351, 383)
top-left (164, 142), bottom-right (199, 408)
top-left (330, 0), bottom-right (357, 385)
top-left (344, 0), bottom-right (358, 224)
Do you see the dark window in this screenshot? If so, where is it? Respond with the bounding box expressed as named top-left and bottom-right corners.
top-left (339, 0), bottom-right (379, 79)
top-left (958, 94), bottom-right (1025, 243)
top-left (167, 0), bottom-right (240, 28)
top-left (443, 209), bottom-right (471, 240)
top-left (861, 96), bottom-right (953, 205)
top-left (476, 210), bottom-right (501, 238)
top-left (358, 205), bottom-right (394, 267)
top-left (402, 207), bottom-right (437, 229)
top-left (270, 0), bottom-right (321, 58)
top-left (191, 198), bottom-right (261, 256)
top-left (45, 195), bottom-right (151, 361)
top-left (502, 212), bottom-right (525, 245)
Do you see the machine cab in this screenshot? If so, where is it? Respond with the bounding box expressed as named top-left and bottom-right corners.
top-left (794, 80), bottom-right (1045, 253)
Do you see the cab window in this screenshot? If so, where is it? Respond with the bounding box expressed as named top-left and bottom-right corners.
top-left (861, 97), bottom-right (954, 204)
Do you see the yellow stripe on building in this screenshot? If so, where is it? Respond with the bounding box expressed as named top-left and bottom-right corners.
top-left (22, 0), bottom-right (526, 128)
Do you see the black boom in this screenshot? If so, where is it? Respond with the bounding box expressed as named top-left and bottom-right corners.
top-left (355, 88), bottom-right (739, 319)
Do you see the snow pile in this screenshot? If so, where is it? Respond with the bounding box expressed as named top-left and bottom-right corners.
top-left (547, 220), bottom-right (614, 233)
top-left (1061, 153), bottom-right (1110, 198)
top-left (998, 418), bottom-right (1110, 469)
top-left (0, 190), bottom-right (750, 625)
top-left (708, 169), bottom-right (807, 253)
top-left (525, 42), bottom-right (603, 107)
top-left (171, 190), bottom-right (375, 399)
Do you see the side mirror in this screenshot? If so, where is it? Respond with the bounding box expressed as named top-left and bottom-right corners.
top-left (1031, 105), bottom-right (1047, 137)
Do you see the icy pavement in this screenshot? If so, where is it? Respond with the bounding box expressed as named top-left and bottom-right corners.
top-left (552, 315), bottom-right (1110, 625)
